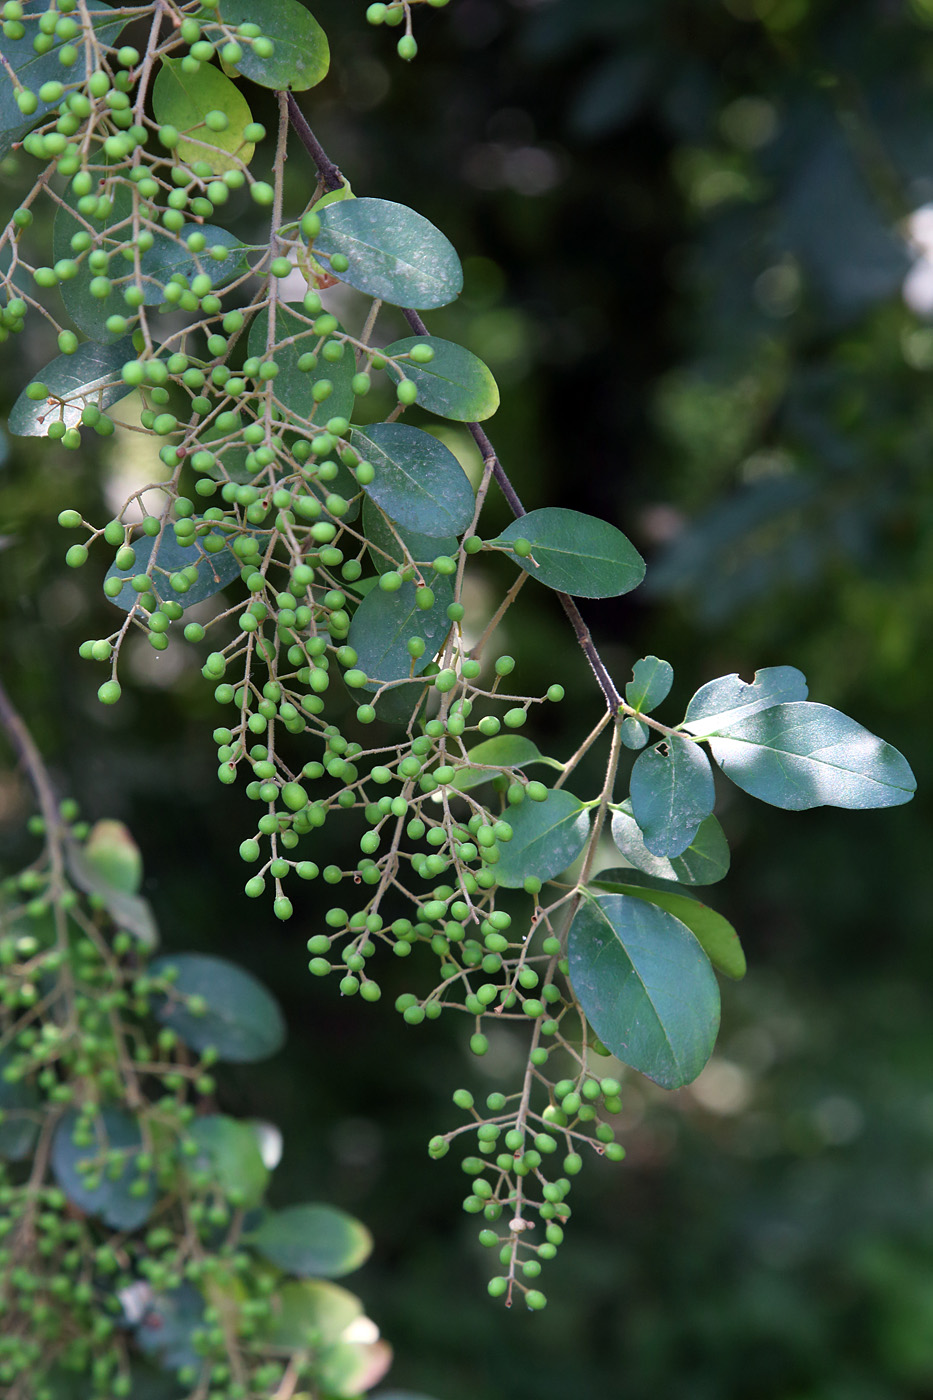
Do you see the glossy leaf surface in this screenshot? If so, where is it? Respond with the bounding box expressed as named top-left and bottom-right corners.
top-left (450, 735), bottom-right (555, 791)
top-left (9, 337), bottom-right (134, 436)
top-left (494, 788), bottom-right (590, 889)
top-left (51, 1107), bottom-right (156, 1230)
top-left (347, 578), bottom-right (453, 688)
top-left (152, 58), bottom-right (254, 174)
top-left (610, 803), bottom-right (731, 886)
top-left (629, 736), bottom-right (716, 858)
top-left (52, 179), bottom-right (135, 341)
top-left (381, 336), bottom-right (500, 420)
top-left (139, 224), bottom-right (245, 305)
top-left (495, 508), bottom-right (645, 598)
top-left (250, 1203), bottom-right (373, 1278)
top-left (219, 0), bottom-right (330, 90)
top-left (707, 702), bottom-right (917, 810)
top-left (589, 868), bottom-right (746, 979)
top-left (352, 424), bottom-right (475, 537)
top-left (568, 894), bottom-right (720, 1088)
top-left (149, 954), bottom-right (286, 1062)
top-left (187, 1115), bottom-right (269, 1208)
top-left (626, 655), bottom-right (674, 713)
top-left (682, 666), bottom-right (809, 736)
top-left (248, 302), bottom-right (356, 424)
top-left (103, 530), bottom-right (243, 613)
top-left (315, 198), bottom-right (463, 308)
top-left (362, 497), bottom-right (457, 576)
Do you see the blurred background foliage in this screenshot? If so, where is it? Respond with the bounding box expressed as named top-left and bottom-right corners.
top-left (2, 0), bottom-right (933, 1396)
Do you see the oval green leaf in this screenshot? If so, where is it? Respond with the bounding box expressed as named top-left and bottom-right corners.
top-left (707, 702), bottom-right (917, 810)
top-left (610, 802), bottom-right (730, 886)
top-left (187, 1115), bottom-right (269, 1208)
top-left (494, 788), bottom-right (590, 890)
top-left (261, 1279), bottom-right (363, 1349)
top-left (52, 178), bottom-right (136, 341)
top-left (450, 735), bottom-right (559, 792)
top-left (682, 666), bottom-right (808, 737)
top-left (567, 894), bottom-right (720, 1088)
top-left (589, 868), bottom-right (746, 980)
top-left (50, 1107), bottom-right (157, 1230)
top-left (314, 198), bottom-right (463, 309)
top-left (250, 1203), bottom-right (373, 1279)
top-left (149, 953), bottom-right (286, 1063)
top-left (216, 0), bottom-right (330, 90)
top-left (362, 496), bottom-right (457, 576)
top-left (9, 336), bottom-right (135, 436)
top-left (381, 336), bottom-right (499, 421)
top-left (347, 577), bottom-right (453, 689)
top-left (629, 736), bottom-right (716, 858)
top-left (248, 302), bottom-right (356, 426)
top-left (495, 508), bottom-right (645, 599)
top-left (626, 655), bottom-right (674, 714)
top-left (103, 528), bottom-right (244, 613)
top-left (352, 424), bottom-right (475, 537)
top-left (152, 58), bottom-right (255, 174)
top-left (66, 838), bottom-right (159, 950)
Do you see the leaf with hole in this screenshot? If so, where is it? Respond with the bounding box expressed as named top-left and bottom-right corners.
top-left (248, 302), bottom-right (356, 425)
top-left (314, 198), bottom-right (463, 308)
top-left (217, 0), bottom-right (330, 90)
top-left (362, 497), bottom-right (457, 577)
top-left (629, 736), bottom-right (716, 858)
top-left (495, 508), bottom-right (645, 599)
top-left (347, 578), bottom-right (453, 689)
top-left (152, 58), bottom-right (255, 174)
top-left (352, 424), bottom-right (475, 537)
top-left (50, 1107), bottom-right (157, 1230)
top-left (186, 1115), bottom-right (269, 1208)
top-left (494, 788), bottom-right (590, 889)
top-left (610, 802), bottom-right (730, 886)
top-left (682, 666), bottom-right (809, 737)
top-left (9, 337), bottom-right (135, 436)
top-left (250, 1204), bottom-right (373, 1278)
top-left (589, 869), bottom-right (746, 979)
top-left (103, 528), bottom-right (244, 613)
top-left (626, 655), bottom-right (674, 713)
top-left (381, 336), bottom-right (499, 420)
top-left (707, 702), bottom-right (917, 810)
top-left (568, 894), bottom-right (720, 1088)
top-left (149, 954), bottom-right (285, 1063)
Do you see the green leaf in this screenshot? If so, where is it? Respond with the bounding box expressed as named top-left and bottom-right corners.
top-left (52, 178), bottom-right (136, 341)
top-left (152, 58), bottom-right (255, 174)
top-left (314, 198), bottom-right (463, 309)
top-left (629, 736), bottom-right (716, 858)
top-left (261, 1279), bottom-right (362, 1349)
top-left (620, 717), bottom-right (650, 751)
top-left (347, 578), bottom-right (453, 689)
top-left (450, 735), bottom-right (559, 792)
top-left (351, 424), bottom-right (475, 537)
top-left (494, 508), bottom-right (645, 599)
top-left (66, 839), bottom-right (159, 951)
top-left (9, 337), bottom-right (135, 436)
top-left (187, 1115), bottom-right (269, 1208)
top-left (0, 1055), bottom-right (39, 1161)
top-left (0, 1), bottom-right (125, 158)
top-left (610, 803), bottom-right (731, 886)
top-left (626, 656), bottom-right (674, 713)
top-left (250, 1204), bottom-right (373, 1278)
top-left (706, 702), bottom-right (917, 810)
top-left (567, 894), bottom-right (720, 1089)
top-left (381, 336), bottom-right (500, 420)
top-left (103, 528), bottom-right (244, 613)
top-left (589, 869), bottom-right (746, 980)
top-left (139, 224), bottom-right (245, 305)
top-left (317, 1337), bottom-right (392, 1399)
top-left (149, 954), bottom-right (286, 1063)
top-left (682, 666), bottom-right (808, 737)
top-left (215, 0), bottom-right (330, 90)
top-left (362, 497), bottom-right (457, 576)
top-left (494, 789), bottom-right (590, 890)
top-left (82, 819), bottom-right (143, 894)
top-left (247, 302), bottom-right (357, 425)
top-left (50, 1107), bottom-right (157, 1230)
